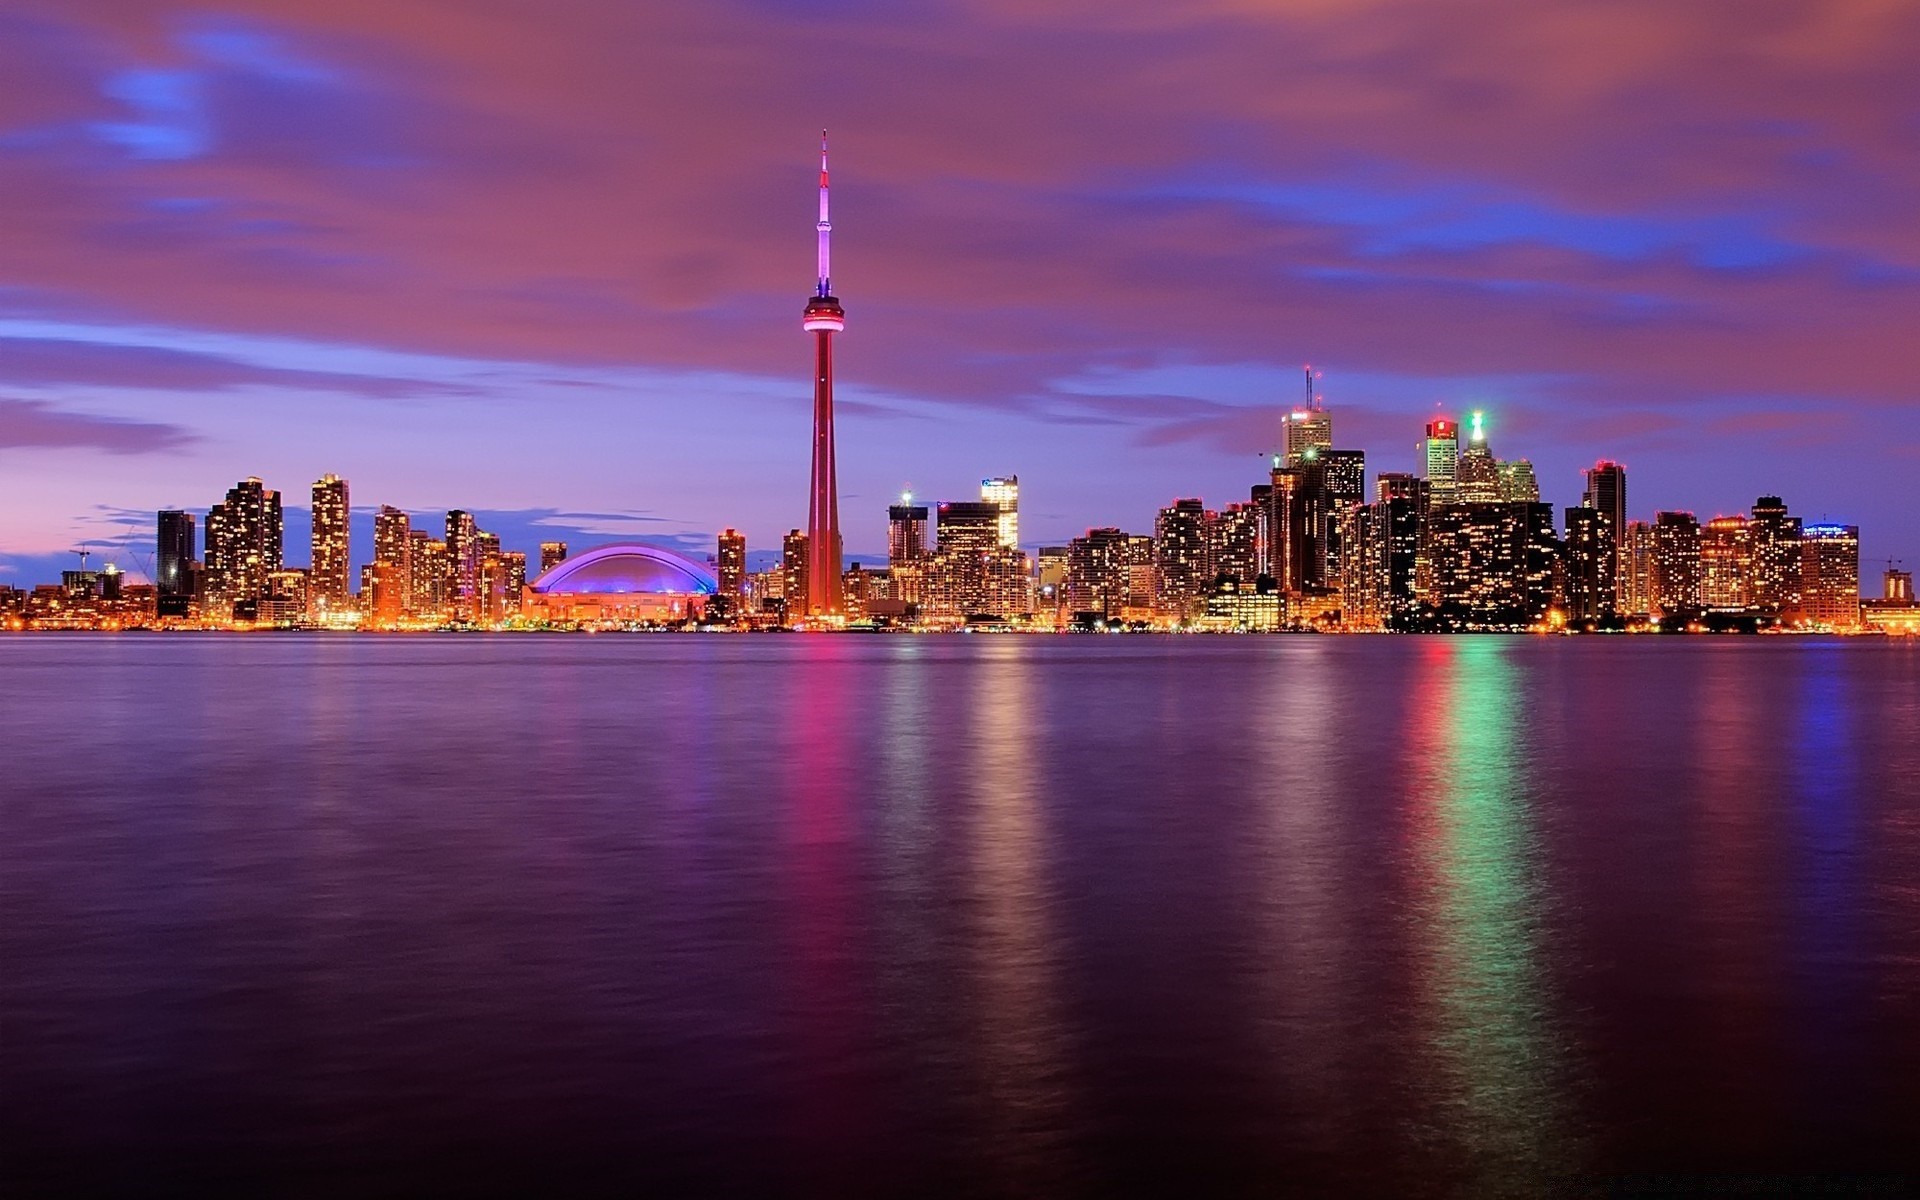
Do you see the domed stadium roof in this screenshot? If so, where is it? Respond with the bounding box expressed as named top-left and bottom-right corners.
top-left (529, 543), bottom-right (717, 595)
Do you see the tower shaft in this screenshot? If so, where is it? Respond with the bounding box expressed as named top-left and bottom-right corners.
top-left (802, 131), bottom-right (845, 617)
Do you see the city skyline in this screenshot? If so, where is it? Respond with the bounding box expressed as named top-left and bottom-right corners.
top-left (2, 3), bottom-right (1917, 587)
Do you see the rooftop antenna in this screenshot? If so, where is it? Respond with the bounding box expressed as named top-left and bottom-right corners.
top-left (1305, 364), bottom-right (1324, 412)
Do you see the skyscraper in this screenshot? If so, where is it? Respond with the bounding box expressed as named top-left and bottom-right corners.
top-left (1422, 418), bottom-right (1459, 500)
top-left (1699, 516), bottom-right (1752, 611)
top-left (1284, 366), bottom-right (1332, 467)
top-left (1748, 496), bottom-right (1802, 615)
top-left (1456, 412), bottom-right (1502, 504)
top-left (1583, 461), bottom-right (1628, 587)
top-left (1497, 459), bottom-right (1539, 504)
top-left (539, 541), bottom-right (569, 577)
top-left (782, 529), bottom-right (810, 620)
top-left (1065, 528), bottom-right (1130, 620)
top-left (310, 474), bottom-right (350, 615)
top-left (1563, 506), bottom-right (1617, 623)
top-left (446, 510), bottom-right (478, 621)
top-left (371, 506), bottom-right (412, 623)
top-left (205, 477), bottom-right (282, 612)
top-left (1153, 499), bottom-right (1210, 620)
top-left (1651, 511), bottom-right (1703, 619)
top-left (156, 510), bottom-right (195, 615)
top-left (888, 502), bottom-right (930, 566)
top-left (714, 529), bottom-right (746, 623)
top-left (802, 133), bottom-right (846, 617)
top-left (1798, 525), bottom-right (1860, 629)
top-left (980, 477), bottom-right (1020, 551)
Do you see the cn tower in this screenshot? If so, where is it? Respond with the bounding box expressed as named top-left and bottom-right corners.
top-left (802, 131), bottom-right (845, 617)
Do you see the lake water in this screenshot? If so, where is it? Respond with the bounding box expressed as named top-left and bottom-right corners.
top-left (3, 634), bottom-right (1919, 1196)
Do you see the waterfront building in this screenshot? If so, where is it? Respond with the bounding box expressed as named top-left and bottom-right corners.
top-left (1204, 574), bottom-right (1283, 631)
top-left (1065, 528), bottom-right (1130, 620)
top-left (1153, 499), bottom-right (1210, 620)
top-left (711, 529), bottom-right (747, 622)
top-left (370, 506), bottom-right (412, 624)
top-left (1798, 524), bottom-right (1860, 630)
top-left (262, 568), bottom-right (310, 625)
top-left (781, 530), bottom-right (810, 619)
top-left (1563, 506), bottom-right (1617, 623)
top-left (446, 510), bottom-right (479, 622)
top-left (205, 477), bottom-right (282, 613)
top-left (1209, 502), bottom-right (1263, 585)
top-left (1583, 461), bottom-right (1627, 581)
top-left (409, 531), bottom-right (448, 618)
top-left (1337, 502), bottom-right (1380, 630)
top-left (539, 541), bottom-right (569, 577)
top-left (1651, 511), bottom-right (1703, 619)
top-left (156, 510), bottom-right (196, 617)
top-left (1035, 547), bottom-right (1070, 616)
top-left (523, 543), bottom-right (715, 624)
top-left (1699, 516), bottom-right (1752, 611)
top-left (310, 474), bottom-right (351, 616)
top-left (1863, 568), bottom-right (1918, 634)
top-left (1426, 501), bottom-right (1557, 628)
top-left (1748, 496), bottom-right (1802, 616)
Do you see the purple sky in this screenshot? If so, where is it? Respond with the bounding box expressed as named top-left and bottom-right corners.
top-left (2, 1), bottom-right (1916, 585)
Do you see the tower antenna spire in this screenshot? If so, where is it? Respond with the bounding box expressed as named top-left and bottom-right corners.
top-left (817, 130), bottom-right (832, 298)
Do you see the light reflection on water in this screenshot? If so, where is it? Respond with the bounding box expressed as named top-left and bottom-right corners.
top-left (2, 634), bottom-right (1918, 1196)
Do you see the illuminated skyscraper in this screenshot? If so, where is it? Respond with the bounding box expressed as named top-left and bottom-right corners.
top-left (206, 477), bottom-right (282, 612)
top-left (371, 506), bottom-right (412, 622)
top-left (1153, 499), bottom-right (1210, 620)
top-left (802, 133), bottom-right (846, 617)
top-left (539, 541), bottom-right (569, 576)
top-left (1748, 496), bottom-right (1802, 615)
top-left (1583, 461), bottom-right (1628, 586)
top-left (1456, 412), bottom-right (1502, 504)
top-left (1284, 366), bottom-right (1331, 467)
top-left (980, 477), bottom-right (1019, 550)
top-left (446, 510), bottom-right (478, 621)
top-left (1209, 502), bottom-right (1263, 585)
top-left (1651, 511), bottom-right (1703, 619)
top-left (782, 529), bottom-right (810, 620)
top-left (501, 551), bottom-right (527, 616)
top-left (1798, 524), bottom-right (1860, 629)
top-left (1621, 520), bottom-right (1655, 618)
top-left (1563, 506), bottom-right (1617, 623)
top-left (156, 510), bottom-right (195, 615)
top-left (1497, 459), bottom-right (1539, 504)
top-left (714, 529), bottom-right (747, 623)
top-left (1375, 473), bottom-right (1424, 630)
top-left (1699, 516), bottom-right (1752, 611)
top-left (1065, 528), bottom-right (1130, 620)
top-left (408, 530), bottom-right (445, 617)
top-left (888, 502), bottom-right (929, 566)
top-left (310, 474), bottom-right (350, 615)
top-left (1422, 418), bottom-right (1459, 500)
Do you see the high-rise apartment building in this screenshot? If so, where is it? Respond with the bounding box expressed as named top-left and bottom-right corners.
top-left (446, 510), bottom-right (479, 621)
top-left (205, 477), bottom-right (282, 611)
top-left (1747, 496), bottom-right (1802, 615)
top-left (781, 530), bottom-right (810, 620)
top-left (1562, 506), bottom-right (1616, 623)
top-left (1651, 511), bottom-right (1703, 619)
top-left (1375, 473), bottom-right (1425, 630)
top-left (539, 541), bottom-right (569, 577)
top-left (1065, 527), bottom-right (1130, 619)
top-left (713, 529), bottom-right (747, 622)
top-left (1209, 502), bottom-right (1263, 586)
top-left (1798, 524), bottom-right (1860, 629)
top-left (370, 506), bottom-right (412, 623)
top-left (1699, 516), bottom-right (1752, 611)
top-left (1426, 501), bottom-right (1557, 628)
top-left (310, 474), bottom-right (350, 615)
top-left (1153, 499), bottom-right (1210, 620)
top-left (980, 477), bottom-right (1019, 550)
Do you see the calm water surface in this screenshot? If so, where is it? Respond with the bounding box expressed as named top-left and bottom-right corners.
top-left (4, 634), bottom-right (1919, 1196)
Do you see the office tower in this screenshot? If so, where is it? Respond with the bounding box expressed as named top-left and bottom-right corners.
top-left (371, 506), bottom-right (412, 623)
top-left (1265, 462), bottom-right (1327, 592)
top-left (539, 541), bottom-right (569, 577)
top-left (445, 511), bottom-right (478, 621)
top-left (1699, 516), bottom-right (1752, 611)
top-left (1284, 366), bottom-right (1332, 467)
top-left (1563, 506), bottom-right (1617, 622)
top-left (1318, 447), bottom-right (1366, 584)
top-left (781, 529), bottom-right (810, 619)
top-left (713, 529), bottom-right (747, 622)
top-left (1153, 499), bottom-right (1210, 620)
top-left (1035, 547), bottom-right (1070, 615)
top-left (156, 510), bottom-right (195, 615)
top-left (1210, 502), bottom-right (1263, 585)
top-left (980, 477), bottom-right (1019, 550)
top-left (802, 133), bottom-right (846, 617)
top-left (1376, 474), bottom-right (1424, 630)
top-left (935, 501), bottom-right (1000, 557)
top-left (1651, 511), bottom-right (1703, 619)
top-left (1748, 496), bottom-right (1802, 615)
top-left (1498, 460), bottom-right (1539, 503)
top-left (1423, 417), bottom-right (1460, 500)
top-left (1337, 503), bottom-right (1380, 629)
top-left (310, 474), bottom-right (350, 615)
top-left (1798, 525), bottom-right (1860, 629)
top-left (926, 501), bottom-right (1003, 619)
top-left (1456, 412), bottom-right (1502, 503)
top-left (205, 477), bottom-right (282, 610)
top-left (1065, 528), bottom-right (1130, 619)
top-left (887, 503), bottom-right (929, 566)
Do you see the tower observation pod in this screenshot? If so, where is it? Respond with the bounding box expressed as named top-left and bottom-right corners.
top-left (803, 131), bottom-right (845, 617)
